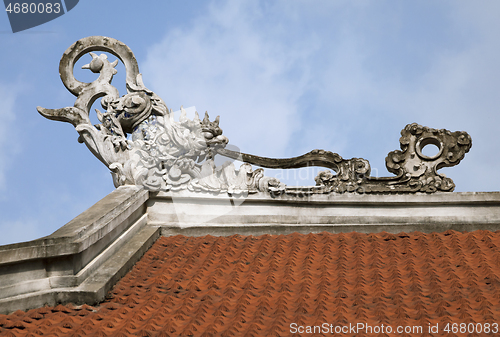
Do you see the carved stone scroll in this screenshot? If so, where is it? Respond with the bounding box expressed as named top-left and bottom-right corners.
top-left (218, 122), bottom-right (472, 195)
top-left (39, 36), bottom-right (471, 195)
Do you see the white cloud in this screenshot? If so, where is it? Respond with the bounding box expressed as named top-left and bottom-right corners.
top-left (288, 1), bottom-right (500, 191)
top-left (142, 0), bottom-right (315, 158)
top-left (142, 0), bottom-right (500, 191)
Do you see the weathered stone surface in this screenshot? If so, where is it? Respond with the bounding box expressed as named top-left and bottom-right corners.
top-left (37, 36), bottom-right (264, 195)
top-left (39, 36), bottom-right (471, 195)
top-left (0, 186), bottom-right (157, 314)
top-left (149, 190), bottom-right (500, 235)
top-left (220, 123), bottom-right (472, 194)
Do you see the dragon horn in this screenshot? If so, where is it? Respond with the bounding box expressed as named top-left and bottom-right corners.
top-left (179, 106), bottom-right (187, 122)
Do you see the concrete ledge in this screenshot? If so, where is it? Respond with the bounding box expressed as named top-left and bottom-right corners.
top-left (0, 226), bottom-right (160, 314)
top-left (0, 186), bottom-right (154, 314)
top-left (152, 190), bottom-right (500, 205)
top-left (150, 190), bottom-right (500, 235)
top-left (0, 185), bottom-right (149, 263)
top-left (161, 222), bottom-right (500, 237)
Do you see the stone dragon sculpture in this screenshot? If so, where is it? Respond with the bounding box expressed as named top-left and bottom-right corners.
top-left (38, 36), bottom-right (472, 196)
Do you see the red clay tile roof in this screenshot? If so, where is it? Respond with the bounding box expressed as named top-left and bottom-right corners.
top-left (1, 230), bottom-right (500, 336)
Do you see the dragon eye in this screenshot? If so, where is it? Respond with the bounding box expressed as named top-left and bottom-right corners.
top-left (203, 132), bottom-right (214, 139)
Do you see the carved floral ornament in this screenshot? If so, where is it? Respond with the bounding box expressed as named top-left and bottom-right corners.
top-left (38, 36), bottom-right (472, 196)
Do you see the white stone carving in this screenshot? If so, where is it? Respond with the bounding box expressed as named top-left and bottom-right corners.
top-left (39, 36), bottom-right (471, 196)
top-left (37, 36), bottom-right (285, 195)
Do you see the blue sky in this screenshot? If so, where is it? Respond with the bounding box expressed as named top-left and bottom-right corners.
top-left (1, 0), bottom-right (499, 245)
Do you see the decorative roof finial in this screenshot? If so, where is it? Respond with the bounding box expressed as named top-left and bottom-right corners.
top-left (38, 36), bottom-right (471, 195)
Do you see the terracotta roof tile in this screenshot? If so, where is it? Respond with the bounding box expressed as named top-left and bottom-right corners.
top-left (3, 231), bottom-right (500, 336)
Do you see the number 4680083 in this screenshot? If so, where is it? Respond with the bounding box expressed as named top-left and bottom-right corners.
top-left (5, 2), bottom-right (61, 14)
top-left (444, 323), bottom-right (499, 334)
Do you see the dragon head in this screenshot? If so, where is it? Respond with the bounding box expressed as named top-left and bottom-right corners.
top-left (200, 111), bottom-right (228, 149)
